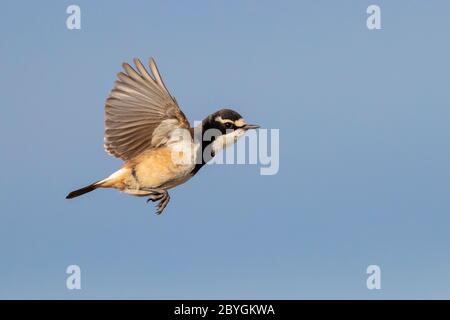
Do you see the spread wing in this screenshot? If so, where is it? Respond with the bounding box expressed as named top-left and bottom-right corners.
top-left (104, 58), bottom-right (190, 160)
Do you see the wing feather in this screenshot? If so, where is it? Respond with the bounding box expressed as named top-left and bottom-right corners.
top-left (104, 58), bottom-right (190, 160)
top-left (149, 58), bottom-right (171, 95)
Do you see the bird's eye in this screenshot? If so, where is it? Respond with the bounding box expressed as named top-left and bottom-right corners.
top-left (225, 122), bottom-right (233, 129)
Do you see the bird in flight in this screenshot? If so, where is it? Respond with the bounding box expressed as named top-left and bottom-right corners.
top-left (66, 58), bottom-right (259, 214)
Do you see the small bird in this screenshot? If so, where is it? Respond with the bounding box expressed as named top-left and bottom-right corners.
top-left (66, 58), bottom-right (259, 214)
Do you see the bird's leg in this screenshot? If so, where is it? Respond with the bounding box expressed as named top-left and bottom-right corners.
top-left (156, 191), bottom-right (170, 215)
top-left (142, 188), bottom-right (170, 215)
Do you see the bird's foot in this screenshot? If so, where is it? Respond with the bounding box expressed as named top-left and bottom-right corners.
top-left (155, 192), bottom-right (170, 215)
top-left (146, 193), bottom-right (164, 203)
top-left (145, 189), bottom-right (170, 215)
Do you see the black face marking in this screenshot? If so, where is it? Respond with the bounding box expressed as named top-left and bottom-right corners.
top-left (202, 109), bottom-right (243, 134)
top-left (224, 122), bottom-right (234, 129)
top-left (191, 108), bottom-right (244, 176)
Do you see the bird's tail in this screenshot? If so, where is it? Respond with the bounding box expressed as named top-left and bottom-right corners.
top-left (66, 169), bottom-right (127, 200)
top-left (66, 180), bottom-right (102, 199)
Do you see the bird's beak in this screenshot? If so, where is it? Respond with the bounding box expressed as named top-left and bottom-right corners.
top-left (242, 124), bottom-right (260, 130)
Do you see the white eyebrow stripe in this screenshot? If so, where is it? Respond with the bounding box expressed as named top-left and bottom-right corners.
top-left (234, 119), bottom-right (246, 127)
top-left (215, 116), bottom-right (234, 124)
top-left (215, 116), bottom-right (247, 127)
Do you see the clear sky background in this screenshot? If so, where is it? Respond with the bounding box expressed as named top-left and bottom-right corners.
top-left (1, 1), bottom-right (450, 299)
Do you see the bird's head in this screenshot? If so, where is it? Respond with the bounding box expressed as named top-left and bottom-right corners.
top-left (202, 108), bottom-right (259, 154)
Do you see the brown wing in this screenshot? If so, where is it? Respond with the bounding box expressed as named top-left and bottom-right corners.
top-left (104, 58), bottom-right (190, 160)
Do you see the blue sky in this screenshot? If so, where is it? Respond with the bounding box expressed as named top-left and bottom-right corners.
top-left (1, 1), bottom-right (450, 299)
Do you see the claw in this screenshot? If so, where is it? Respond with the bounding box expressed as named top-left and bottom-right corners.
top-left (146, 193), bottom-right (163, 203)
top-left (155, 193), bottom-right (170, 215)
top-left (143, 189), bottom-right (170, 214)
